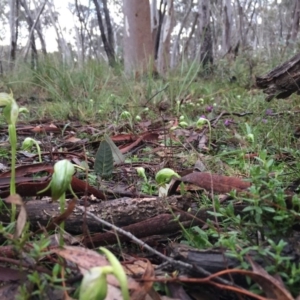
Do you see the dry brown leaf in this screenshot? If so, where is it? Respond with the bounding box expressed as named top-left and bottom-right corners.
top-left (5, 194), bottom-right (27, 239)
top-left (248, 257), bottom-right (294, 300)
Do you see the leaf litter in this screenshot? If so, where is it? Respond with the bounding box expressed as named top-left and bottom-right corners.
top-left (0, 109), bottom-right (298, 300)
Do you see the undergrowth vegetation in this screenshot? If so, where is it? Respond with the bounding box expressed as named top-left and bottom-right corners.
top-left (1, 54), bottom-right (300, 298)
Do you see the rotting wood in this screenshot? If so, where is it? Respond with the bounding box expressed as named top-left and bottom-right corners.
top-left (0, 196), bottom-right (192, 234)
top-left (256, 52), bottom-right (300, 101)
top-left (0, 195), bottom-right (247, 237)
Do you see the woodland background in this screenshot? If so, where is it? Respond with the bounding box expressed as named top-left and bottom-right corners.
top-left (0, 0), bottom-right (299, 75)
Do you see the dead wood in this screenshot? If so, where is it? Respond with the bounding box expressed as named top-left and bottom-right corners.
top-left (256, 52), bottom-right (300, 101)
top-left (169, 242), bottom-right (300, 293)
top-left (0, 196), bottom-right (249, 244)
top-left (0, 196), bottom-right (193, 234)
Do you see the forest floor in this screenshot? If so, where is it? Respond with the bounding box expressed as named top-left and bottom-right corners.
top-left (0, 60), bottom-right (300, 299)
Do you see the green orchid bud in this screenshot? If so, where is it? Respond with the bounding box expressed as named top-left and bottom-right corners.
top-left (135, 115), bottom-right (141, 121)
top-left (179, 121), bottom-right (188, 128)
top-left (246, 133), bottom-right (254, 143)
top-left (143, 107), bottom-right (149, 112)
top-left (18, 107), bottom-right (29, 114)
top-left (79, 267), bottom-right (109, 300)
top-left (21, 137), bottom-right (35, 151)
top-left (120, 111), bottom-right (131, 119)
top-left (196, 117), bottom-right (207, 128)
top-left (179, 115), bottom-right (185, 121)
top-left (0, 92), bottom-right (14, 106)
top-left (3, 98), bottom-right (19, 125)
top-left (155, 168), bottom-right (180, 185)
top-left (21, 137), bottom-right (42, 162)
top-left (136, 167), bottom-right (147, 182)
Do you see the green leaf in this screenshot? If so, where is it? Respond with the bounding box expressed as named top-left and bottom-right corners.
top-left (95, 140), bottom-right (113, 178)
top-left (262, 206), bottom-right (275, 213)
top-left (104, 134), bottom-right (125, 164)
top-left (207, 211), bottom-right (223, 217)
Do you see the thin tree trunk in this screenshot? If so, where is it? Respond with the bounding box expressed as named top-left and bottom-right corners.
top-left (32, 0), bottom-right (47, 55)
top-left (74, 0), bottom-right (85, 66)
top-left (101, 0), bottom-right (114, 53)
top-left (170, 0), bottom-right (192, 69)
top-left (291, 0), bottom-right (300, 42)
top-left (222, 0), bottom-right (232, 55)
top-left (9, 0), bottom-right (19, 67)
top-left (183, 12), bottom-right (198, 59)
top-left (157, 0), bottom-right (174, 74)
top-left (92, 0), bottom-right (115, 66)
top-left (21, 0), bottom-right (47, 62)
top-left (198, 0), bottom-right (213, 67)
top-left (154, 0), bottom-right (166, 60)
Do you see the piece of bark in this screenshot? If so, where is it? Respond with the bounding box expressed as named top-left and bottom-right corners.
top-left (169, 172), bottom-right (251, 196)
top-left (256, 52), bottom-right (300, 101)
top-left (83, 213), bottom-right (182, 247)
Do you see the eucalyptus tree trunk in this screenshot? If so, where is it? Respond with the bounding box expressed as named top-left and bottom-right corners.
top-left (102, 0), bottom-right (114, 53)
top-left (170, 0), bottom-right (192, 69)
top-left (74, 0), bottom-right (86, 67)
top-left (198, 0), bottom-right (213, 67)
top-left (150, 0), bottom-right (159, 52)
top-left (20, 0), bottom-right (47, 66)
top-left (222, 0), bottom-right (232, 55)
top-left (9, 0), bottom-right (19, 67)
top-left (123, 0), bottom-right (154, 74)
top-left (92, 0), bottom-right (115, 66)
top-left (290, 0), bottom-right (300, 42)
top-left (156, 0), bottom-right (174, 74)
top-left (235, 0), bottom-right (245, 48)
top-left (72, 1), bottom-right (98, 62)
top-left (183, 11), bottom-right (198, 60)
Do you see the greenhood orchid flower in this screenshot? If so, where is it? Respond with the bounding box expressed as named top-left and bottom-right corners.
top-left (39, 159), bottom-right (76, 202)
top-left (80, 247), bottom-right (129, 300)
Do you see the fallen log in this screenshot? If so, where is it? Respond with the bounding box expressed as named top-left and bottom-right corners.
top-left (256, 52), bottom-right (300, 101)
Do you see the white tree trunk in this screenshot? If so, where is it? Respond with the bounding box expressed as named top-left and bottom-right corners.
top-left (170, 0), bottom-right (192, 69)
top-left (222, 0), bottom-right (232, 54)
top-left (198, 0), bottom-right (213, 66)
top-left (9, 0), bottom-right (17, 66)
top-left (123, 0), bottom-right (154, 74)
top-left (157, 0), bottom-right (174, 74)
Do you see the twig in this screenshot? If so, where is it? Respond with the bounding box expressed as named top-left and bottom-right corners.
top-left (76, 206), bottom-right (241, 288)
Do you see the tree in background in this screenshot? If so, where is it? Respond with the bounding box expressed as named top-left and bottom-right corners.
top-left (92, 0), bottom-right (115, 66)
top-left (8, 0), bottom-right (19, 67)
top-left (156, 0), bottom-right (174, 74)
top-left (123, 0), bottom-right (154, 74)
top-left (1, 0), bottom-right (300, 75)
top-left (198, 0), bottom-right (213, 67)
